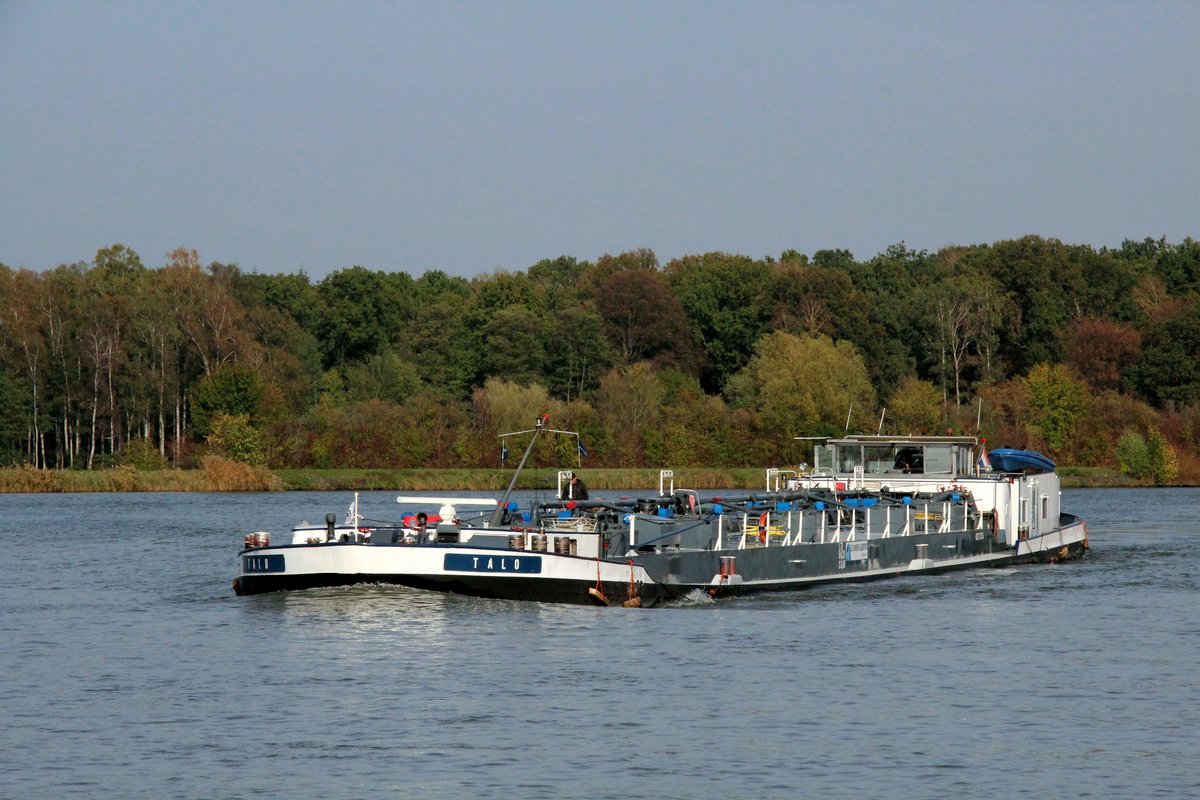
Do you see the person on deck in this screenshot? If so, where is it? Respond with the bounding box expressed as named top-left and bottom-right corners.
top-left (560, 472), bottom-right (589, 501)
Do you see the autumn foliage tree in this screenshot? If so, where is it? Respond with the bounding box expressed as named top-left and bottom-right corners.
top-left (594, 269), bottom-right (699, 371)
top-left (3, 236), bottom-right (1200, 479)
top-left (1064, 317), bottom-right (1141, 391)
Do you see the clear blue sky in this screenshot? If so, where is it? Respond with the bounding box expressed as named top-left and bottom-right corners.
top-left (2, 1), bottom-right (1197, 279)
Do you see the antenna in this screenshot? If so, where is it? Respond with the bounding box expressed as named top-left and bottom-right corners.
top-left (844, 402), bottom-right (853, 434)
top-left (489, 415), bottom-right (580, 527)
top-left (877, 406), bottom-right (886, 435)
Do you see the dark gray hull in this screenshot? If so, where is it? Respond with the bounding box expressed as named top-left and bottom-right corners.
top-left (634, 514), bottom-right (1089, 601)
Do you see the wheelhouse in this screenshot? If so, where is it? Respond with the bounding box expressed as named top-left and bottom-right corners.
top-left (812, 435), bottom-right (981, 479)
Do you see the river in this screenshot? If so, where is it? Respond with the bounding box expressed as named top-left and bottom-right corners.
top-left (1, 488), bottom-right (1196, 799)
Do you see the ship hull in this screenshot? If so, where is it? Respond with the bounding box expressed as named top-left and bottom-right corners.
top-left (233, 542), bottom-right (656, 606)
top-left (234, 515), bottom-right (1088, 605)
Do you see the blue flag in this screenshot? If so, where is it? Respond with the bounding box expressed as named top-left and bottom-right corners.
top-left (577, 441), bottom-right (588, 458)
top-left (501, 443), bottom-right (508, 465)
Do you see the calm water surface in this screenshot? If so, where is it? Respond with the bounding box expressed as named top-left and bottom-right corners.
top-left (1, 488), bottom-right (1197, 799)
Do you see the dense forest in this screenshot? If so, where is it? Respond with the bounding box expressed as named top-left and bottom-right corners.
top-left (2, 235), bottom-right (1199, 482)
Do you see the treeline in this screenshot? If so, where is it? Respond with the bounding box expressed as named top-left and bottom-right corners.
top-left (2, 236), bottom-right (1200, 481)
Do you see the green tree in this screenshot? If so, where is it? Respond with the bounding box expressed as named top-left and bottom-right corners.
top-left (192, 363), bottom-right (264, 437)
top-left (528, 255), bottom-right (584, 293)
top-left (402, 389), bottom-right (471, 467)
top-left (458, 378), bottom-right (561, 466)
top-left (128, 270), bottom-right (186, 461)
top-left (726, 332), bottom-right (876, 437)
top-left (479, 305), bottom-right (546, 386)
top-left (1126, 304), bottom-right (1200, 408)
top-left (594, 363), bottom-right (664, 464)
top-left (922, 270), bottom-right (1009, 407)
top-left (1151, 238), bottom-right (1200, 299)
top-left (206, 412), bottom-right (267, 466)
top-left (0, 268), bottom-right (50, 466)
top-left (812, 249), bottom-right (855, 270)
top-left (544, 307), bottom-right (615, 401)
top-left (92, 243), bottom-right (146, 286)
top-left (666, 252), bottom-right (774, 392)
top-left (1025, 363), bottom-right (1089, 456)
top-left (643, 375), bottom-right (734, 466)
top-left (399, 300), bottom-right (478, 399)
top-left (961, 236), bottom-right (1090, 374)
top-left (887, 377), bottom-right (943, 434)
top-left (40, 264), bottom-right (88, 467)
top-left (1147, 427), bottom-right (1179, 484)
top-left (474, 377), bottom-right (554, 437)
top-left (340, 348), bottom-right (421, 405)
top-left (391, 270), bottom-right (479, 399)
top-left (240, 271), bottom-right (321, 334)
top-left (239, 304), bottom-right (322, 414)
top-left (314, 266), bottom-right (410, 367)
top-left (0, 363), bottom-right (27, 464)
top-left (769, 262), bottom-right (865, 341)
top-left (163, 250), bottom-right (246, 376)
top-left (468, 270), bottom-right (544, 323)
top-left (584, 249), bottom-right (660, 295)
top-left (121, 437), bottom-right (171, 470)
top-left (1115, 428), bottom-right (1151, 479)
top-left (844, 243), bottom-right (937, 400)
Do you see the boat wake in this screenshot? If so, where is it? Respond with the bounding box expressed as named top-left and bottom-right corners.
top-left (662, 588), bottom-right (717, 607)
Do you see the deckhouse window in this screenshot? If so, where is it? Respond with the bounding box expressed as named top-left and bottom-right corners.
top-left (814, 444), bottom-right (835, 472)
top-left (892, 446), bottom-right (923, 474)
top-left (837, 446), bottom-right (864, 473)
top-left (923, 446), bottom-right (953, 475)
top-left (864, 445), bottom-right (897, 474)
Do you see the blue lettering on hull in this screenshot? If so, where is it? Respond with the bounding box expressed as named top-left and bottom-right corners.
top-left (243, 554), bottom-right (285, 573)
top-left (444, 553), bottom-right (542, 574)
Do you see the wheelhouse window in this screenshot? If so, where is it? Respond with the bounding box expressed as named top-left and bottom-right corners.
top-left (817, 437), bottom-right (976, 477)
top-left (837, 445), bottom-right (864, 473)
top-left (863, 445), bottom-right (896, 474)
top-left (892, 446), bottom-right (923, 474)
top-left (922, 445), bottom-right (953, 475)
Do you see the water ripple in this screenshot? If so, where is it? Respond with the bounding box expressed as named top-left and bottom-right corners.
top-left (0, 488), bottom-right (1197, 799)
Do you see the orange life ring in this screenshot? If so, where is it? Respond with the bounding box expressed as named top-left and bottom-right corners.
top-left (758, 512), bottom-right (769, 544)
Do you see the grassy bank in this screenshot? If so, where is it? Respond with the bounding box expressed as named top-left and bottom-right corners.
top-left (0, 464), bottom-right (756, 493)
top-left (273, 467), bottom-right (768, 492)
top-left (0, 462), bottom-right (1149, 492)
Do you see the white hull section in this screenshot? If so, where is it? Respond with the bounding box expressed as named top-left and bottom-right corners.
top-left (235, 541), bottom-right (652, 605)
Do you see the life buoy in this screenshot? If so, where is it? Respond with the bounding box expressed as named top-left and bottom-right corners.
top-left (758, 512), bottom-right (769, 544)
top-left (990, 512), bottom-right (1000, 544)
top-left (687, 494), bottom-right (698, 514)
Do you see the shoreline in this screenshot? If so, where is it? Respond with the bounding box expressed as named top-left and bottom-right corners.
top-left (0, 465), bottom-right (1165, 493)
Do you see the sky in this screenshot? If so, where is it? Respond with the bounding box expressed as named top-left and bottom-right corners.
top-left (2, 1), bottom-right (1198, 279)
